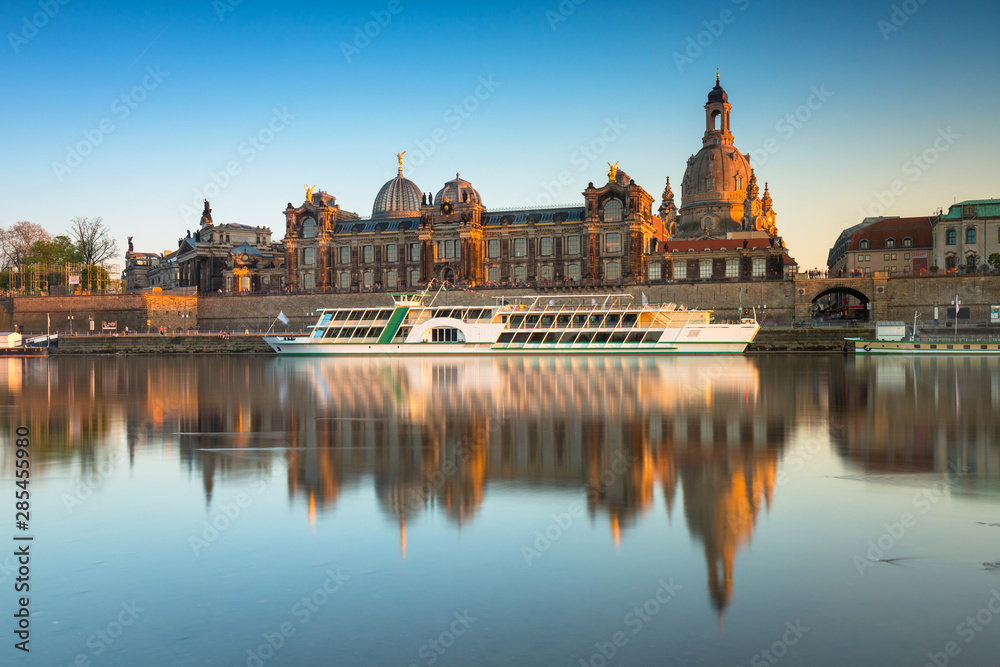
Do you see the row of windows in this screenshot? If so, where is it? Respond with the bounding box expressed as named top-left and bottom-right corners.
top-left (859, 237), bottom-right (914, 250)
top-left (944, 228), bottom-right (995, 245)
top-left (667, 258), bottom-right (767, 280)
top-left (306, 234), bottom-right (627, 266)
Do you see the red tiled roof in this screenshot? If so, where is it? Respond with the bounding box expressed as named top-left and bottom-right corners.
top-left (849, 216), bottom-right (933, 251)
top-left (656, 238), bottom-right (778, 253)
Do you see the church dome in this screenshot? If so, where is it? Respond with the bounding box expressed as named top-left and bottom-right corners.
top-left (373, 164), bottom-right (422, 219)
top-left (434, 173), bottom-right (482, 206)
top-left (681, 145), bottom-right (751, 201)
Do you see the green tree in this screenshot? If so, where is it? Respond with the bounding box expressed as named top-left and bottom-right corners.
top-left (25, 235), bottom-right (82, 265)
top-left (0, 221), bottom-right (51, 269)
top-left (989, 253), bottom-right (1000, 274)
top-left (80, 265), bottom-right (110, 290)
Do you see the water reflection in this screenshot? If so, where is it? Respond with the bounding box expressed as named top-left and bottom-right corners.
top-left (2, 352), bottom-right (998, 636)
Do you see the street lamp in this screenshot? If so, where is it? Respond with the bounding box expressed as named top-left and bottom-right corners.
top-left (67, 313), bottom-right (74, 335)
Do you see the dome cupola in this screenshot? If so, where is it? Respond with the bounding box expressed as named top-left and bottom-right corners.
top-left (372, 153), bottom-right (423, 219)
top-left (434, 173), bottom-right (482, 207)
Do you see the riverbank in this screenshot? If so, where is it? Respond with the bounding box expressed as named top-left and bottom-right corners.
top-left (46, 326), bottom-right (889, 354)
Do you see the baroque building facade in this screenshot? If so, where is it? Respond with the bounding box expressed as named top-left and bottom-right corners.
top-left (283, 77), bottom-right (792, 292)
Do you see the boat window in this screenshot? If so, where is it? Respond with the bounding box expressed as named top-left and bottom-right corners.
top-left (573, 315), bottom-right (587, 326)
top-left (543, 332), bottom-right (561, 343)
top-left (626, 332), bottom-right (645, 343)
top-left (982, 345), bottom-right (989, 350)
top-left (510, 315), bottom-right (524, 328)
top-left (541, 315), bottom-right (554, 326)
top-left (609, 332), bottom-right (628, 344)
top-left (641, 331), bottom-right (662, 343)
top-left (576, 332), bottom-right (594, 344)
top-left (361, 310), bottom-right (376, 321)
top-left (528, 332), bottom-right (545, 343)
top-left (589, 314), bottom-right (605, 327)
top-left (394, 327), bottom-right (410, 340)
top-left (605, 314), bottom-right (621, 327)
top-left (930, 345), bottom-right (937, 349)
top-left (526, 315), bottom-right (539, 327)
top-left (430, 327), bottom-right (463, 342)
top-left (557, 315), bottom-right (571, 325)
top-left (512, 333), bottom-right (530, 344)
top-left (622, 314), bottom-right (637, 327)
top-left (593, 332), bottom-right (611, 343)
top-left (323, 328), bottom-right (339, 338)
top-left (467, 309), bottom-right (481, 320)
top-left (497, 332), bottom-right (514, 344)
top-left (318, 313), bottom-right (333, 327)
top-left (376, 310), bottom-right (393, 320)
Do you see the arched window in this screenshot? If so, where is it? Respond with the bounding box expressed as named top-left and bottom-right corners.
top-left (513, 266), bottom-right (527, 283)
top-left (540, 265), bottom-right (553, 281)
top-left (885, 238), bottom-right (895, 248)
top-left (603, 200), bottom-right (623, 222)
top-left (488, 266), bottom-right (500, 283)
top-left (567, 264), bottom-right (581, 281)
top-left (363, 271), bottom-right (373, 288)
top-left (946, 229), bottom-right (956, 245)
top-left (711, 110), bottom-right (721, 130)
top-left (966, 227), bottom-right (976, 244)
top-left (859, 239), bottom-right (869, 250)
top-left (339, 272), bottom-right (350, 289)
top-left (302, 218), bottom-right (317, 239)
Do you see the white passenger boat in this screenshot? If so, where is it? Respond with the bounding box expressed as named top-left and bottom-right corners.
top-left (263, 290), bottom-right (759, 356)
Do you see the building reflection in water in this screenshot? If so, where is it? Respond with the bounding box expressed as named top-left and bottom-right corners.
top-left (829, 355), bottom-right (1000, 483)
top-left (1, 355), bottom-right (796, 619)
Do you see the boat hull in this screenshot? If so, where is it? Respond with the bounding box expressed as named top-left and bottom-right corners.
top-left (853, 339), bottom-right (1000, 354)
top-left (263, 337), bottom-right (755, 356)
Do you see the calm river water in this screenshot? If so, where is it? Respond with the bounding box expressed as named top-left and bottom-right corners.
top-left (1, 354), bottom-right (999, 666)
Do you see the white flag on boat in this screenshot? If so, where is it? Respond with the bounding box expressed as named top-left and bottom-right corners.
top-left (592, 298), bottom-right (597, 305)
top-left (549, 299), bottom-right (555, 306)
top-left (642, 292), bottom-right (648, 307)
top-left (277, 311), bottom-right (289, 325)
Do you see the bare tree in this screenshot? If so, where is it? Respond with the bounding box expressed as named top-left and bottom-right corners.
top-left (0, 221), bottom-right (51, 269)
top-left (68, 216), bottom-right (119, 266)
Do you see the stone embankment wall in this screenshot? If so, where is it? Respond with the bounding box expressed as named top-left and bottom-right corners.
top-left (10, 275), bottom-right (1000, 336)
top-left (55, 334), bottom-right (271, 354)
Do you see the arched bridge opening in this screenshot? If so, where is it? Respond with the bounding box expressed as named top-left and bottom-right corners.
top-left (811, 287), bottom-right (871, 323)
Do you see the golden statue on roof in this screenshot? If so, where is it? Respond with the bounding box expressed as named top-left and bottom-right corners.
top-left (304, 184), bottom-right (316, 201)
top-left (608, 161), bottom-right (619, 182)
top-left (395, 151), bottom-right (406, 170)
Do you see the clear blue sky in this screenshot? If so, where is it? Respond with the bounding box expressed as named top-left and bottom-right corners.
top-left (3, 0), bottom-right (998, 270)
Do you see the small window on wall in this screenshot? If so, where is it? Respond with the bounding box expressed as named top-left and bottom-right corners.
top-left (540, 265), bottom-right (554, 281)
top-left (603, 200), bottom-right (623, 222)
top-left (726, 258), bottom-right (739, 278)
top-left (606, 261), bottom-right (621, 280)
top-left (567, 263), bottom-right (580, 281)
top-left (339, 272), bottom-right (350, 289)
top-left (363, 271), bottom-right (373, 288)
top-left (885, 238), bottom-right (896, 248)
top-left (303, 248), bottom-right (315, 266)
top-left (605, 233), bottom-right (621, 253)
top-left (566, 236), bottom-right (581, 255)
top-left (513, 238), bottom-right (527, 257)
top-left (859, 239), bottom-right (869, 250)
top-left (303, 273), bottom-right (315, 290)
top-left (363, 246), bottom-right (374, 263)
top-left (487, 239), bottom-right (500, 258)
top-left (386, 270), bottom-right (397, 288)
top-left (674, 262), bottom-right (687, 280)
top-left (648, 263), bottom-right (662, 281)
top-left (488, 266), bottom-right (500, 283)
top-left (902, 237), bottom-right (913, 247)
top-left (513, 266), bottom-right (527, 283)
top-left (752, 257), bottom-right (766, 277)
top-left (946, 229), bottom-right (956, 245)
top-left (409, 269), bottom-right (421, 286)
top-left (410, 243), bottom-right (421, 261)
top-left (967, 228), bottom-right (976, 244)
top-left (699, 259), bottom-right (712, 279)
top-left (302, 218), bottom-right (317, 239)
top-left (339, 247), bottom-right (350, 264)
top-left (386, 244), bottom-right (398, 262)
top-left (539, 237), bottom-right (553, 256)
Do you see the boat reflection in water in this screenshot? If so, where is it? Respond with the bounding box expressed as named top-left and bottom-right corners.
top-left (261, 355), bottom-right (789, 618)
